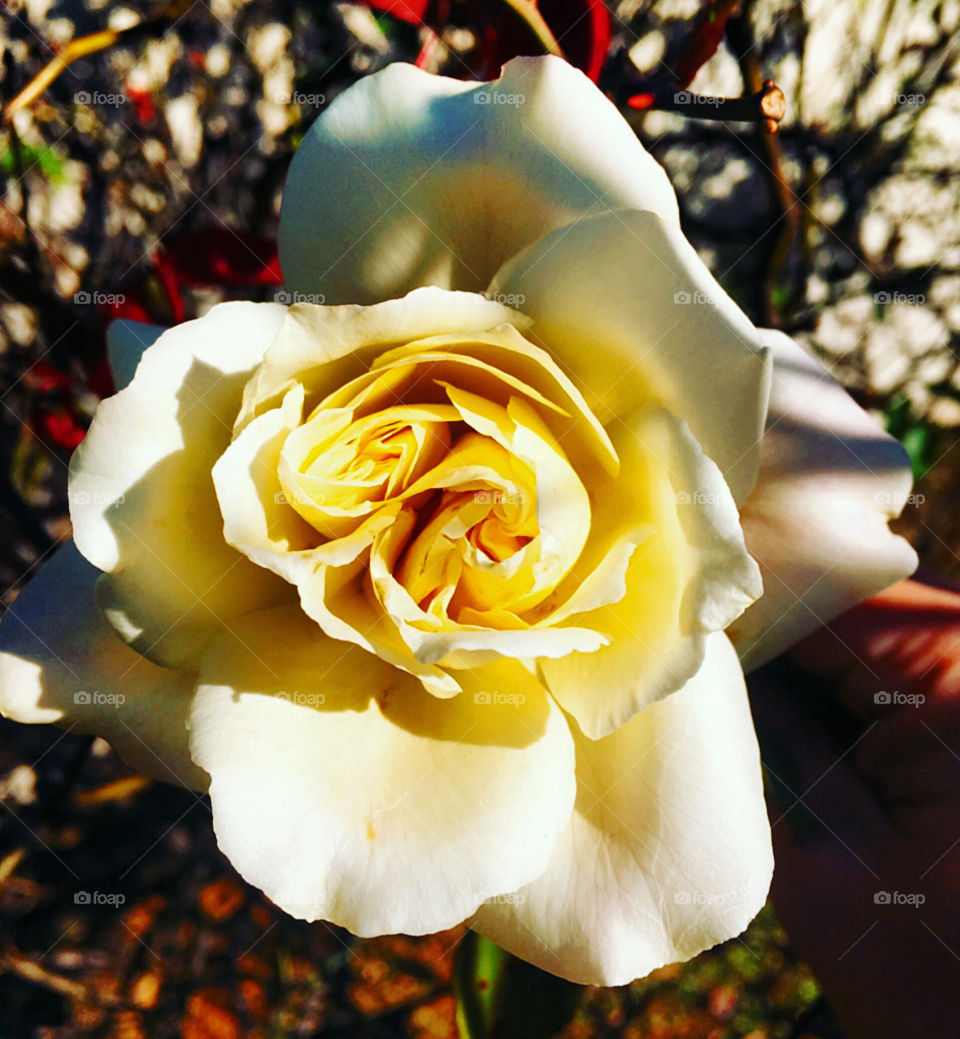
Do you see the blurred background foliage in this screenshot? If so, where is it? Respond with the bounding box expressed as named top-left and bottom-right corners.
top-left (0, 0), bottom-right (958, 1035)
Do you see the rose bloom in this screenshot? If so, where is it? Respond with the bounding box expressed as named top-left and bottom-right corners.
top-left (0, 58), bottom-right (916, 984)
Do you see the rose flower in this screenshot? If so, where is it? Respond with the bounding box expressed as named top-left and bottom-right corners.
top-left (0, 57), bottom-right (916, 984)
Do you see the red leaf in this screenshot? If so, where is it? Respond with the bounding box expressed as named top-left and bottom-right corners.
top-left (23, 361), bottom-right (71, 393)
top-left (537, 0), bottom-right (611, 82)
top-left (35, 406), bottom-right (85, 450)
top-left (673, 0), bottom-right (740, 88)
top-left (366, 0), bottom-right (434, 25)
top-left (125, 84), bottom-right (156, 124)
top-left (162, 228), bottom-right (282, 288)
top-left (362, 0), bottom-right (611, 81)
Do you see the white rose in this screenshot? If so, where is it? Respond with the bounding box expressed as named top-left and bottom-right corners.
top-left (0, 57), bottom-right (916, 985)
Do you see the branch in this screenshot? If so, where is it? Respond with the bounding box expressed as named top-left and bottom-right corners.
top-left (627, 80), bottom-right (786, 132)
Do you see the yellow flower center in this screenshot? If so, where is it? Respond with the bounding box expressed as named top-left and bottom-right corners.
top-left (272, 329), bottom-right (601, 631)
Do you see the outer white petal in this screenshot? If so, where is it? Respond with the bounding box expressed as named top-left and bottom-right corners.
top-left (540, 406), bottom-right (761, 739)
top-left (730, 330), bottom-right (918, 669)
top-left (69, 302), bottom-right (295, 670)
top-left (473, 633), bottom-right (772, 986)
top-left (106, 319), bottom-right (166, 392)
top-left (489, 209), bottom-right (771, 504)
top-left (0, 543), bottom-right (207, 790)
top-left (279, 56), bottom-right (678, 304)
top-left (188, 606), bottom-right (576, 935)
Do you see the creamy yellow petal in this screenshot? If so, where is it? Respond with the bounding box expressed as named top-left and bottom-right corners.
top-left (489, 210), bottom-right (771, 504)
top-left (189, 606), bottom-right (577, 934)
top-left (473, 633), bottom-right (772, 985)
top-left (279, 56), bottom-right (678, 304)
top-left (70, 302), bottom-right (294, 669)
top-left (0, 542), bottom-right (207, 790)
top-left (730, 330), bottom-right (917, 668)
top-left (540, 406), bottom-right (761, 739)
top-left (236, 289), bottom-right (524, 432)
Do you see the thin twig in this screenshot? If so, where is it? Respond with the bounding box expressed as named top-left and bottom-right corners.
top-left (628, 80), bottom-right (786, 131)
top-left (497, 0), bottom-right (564, 59)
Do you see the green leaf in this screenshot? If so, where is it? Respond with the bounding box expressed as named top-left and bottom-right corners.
top-left (0, 139), bottom-right (68, 184)
top-left (882, 393), bottom-right (934, 480)
top-left (454, 930), bottom-right (584, 1039)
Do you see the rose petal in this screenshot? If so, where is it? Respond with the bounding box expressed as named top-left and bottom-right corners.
top-left (540, 405), bottom-right (761, 739)
top-left (188, 605), bottom-right (576, 934)
top-left (729, 330), bottom-right (918, 669)
top-left (489, 209), bottom-right (771, 504)
top-left (0, 542), bottom-right (207, 790)
top-left (237, 289), bottom-right (525, 431)
top-left (473, 632), bottom-right (772, 985)
top-left (211, 388), bottom-right (462, 696)
top-left (279, 56), bottom-right (678, 304)
top-left (69, 302), bottom-right (295, 669)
